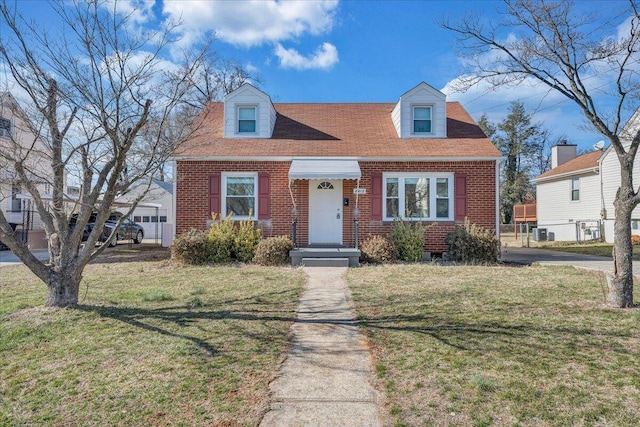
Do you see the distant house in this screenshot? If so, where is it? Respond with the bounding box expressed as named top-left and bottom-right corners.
top-left (116, 178), bottom-right (173, 240)
top-left (172, 82), bottom-right (501, 260)
top-left (0, 93), bottom-right (56, 249)
top-left (535, 110), bottom-right (640, 242)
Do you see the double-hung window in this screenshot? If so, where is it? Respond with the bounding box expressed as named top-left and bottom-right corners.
top-left (571, 178), bottom-right (580, 201)
top-left (238, 106), bottom-right (256, 133)
top-left (0, 117), bottom-right (11, 138)
top-left (384, 173), bottom-right (453, 220)
top-left (222, 173), bottom-right (257, 218)
top-left (413, 106), bottom-right (432, 134)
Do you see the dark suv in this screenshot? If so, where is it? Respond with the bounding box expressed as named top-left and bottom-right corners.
top-left (69, 211), bottom-right (144, 246)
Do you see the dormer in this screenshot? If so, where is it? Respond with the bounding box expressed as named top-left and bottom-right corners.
top-left (391, 82), bottom-right (447, 138)
top-left (223, 83), bottom-right (277, 138)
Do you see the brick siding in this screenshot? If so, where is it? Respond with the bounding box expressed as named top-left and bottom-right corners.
top-left (175, 160), bottom-right (496, 253)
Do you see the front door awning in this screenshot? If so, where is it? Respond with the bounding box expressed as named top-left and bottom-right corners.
top-left (288, 159), bottom-right (361, 180)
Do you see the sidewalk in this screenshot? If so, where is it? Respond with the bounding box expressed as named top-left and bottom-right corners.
top-left (0, 249), bottom-right (50, 267)
top-left (260, 267), bottom-right (381, 427)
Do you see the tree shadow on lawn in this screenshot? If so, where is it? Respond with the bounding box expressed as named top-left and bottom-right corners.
top-left (355, 312), bottom-right (635, 359)
top-left (76, 289), bottom-right (298, 358)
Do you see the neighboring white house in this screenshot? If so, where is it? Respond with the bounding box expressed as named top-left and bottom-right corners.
top-left (0, 93), bottom-right (55, 249)
top-left (116, 178), bottom-right (173, 240)
top-left (535, 111), bottom-right (640, 243)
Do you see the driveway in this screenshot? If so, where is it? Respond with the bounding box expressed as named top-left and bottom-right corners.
top-left (0, 249), bottom-right (50, 267)
top-left (500, 246), bottom-right (640, 276)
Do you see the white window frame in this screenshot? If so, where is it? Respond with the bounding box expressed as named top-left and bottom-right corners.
top-left (383, 172), bottom-right (454, 221)
top-left (0, 116), bottom-right (12, 138)
top-left (412, 105), bottom-right (433, 135)
top-left (236, 105), bottom-right (257, 134)
top-left (221, 172), bottom-right (258, 220)
top-left (571, 178), bottom-right (580, 202)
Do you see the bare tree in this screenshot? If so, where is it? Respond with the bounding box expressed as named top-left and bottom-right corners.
top-left (0, 0), bottom-right (229, 307)
top-left (443, 0), bottom-right (640, 308)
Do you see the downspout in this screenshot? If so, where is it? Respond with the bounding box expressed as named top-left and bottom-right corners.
top-left (495, 158), bottom-right (501, 244)
top-left (172, 159), bottom-right (177, 242)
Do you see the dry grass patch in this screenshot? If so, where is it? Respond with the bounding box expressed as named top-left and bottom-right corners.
top-left (347, 264), bottom-right (640, 427)
top-left (0, 246), bottom-right (305, 426)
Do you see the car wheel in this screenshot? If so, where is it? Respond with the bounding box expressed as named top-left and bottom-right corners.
top-left (134, 230), bottom-right (143, 244)
top-left (109, 234), bottom-right (118, 247)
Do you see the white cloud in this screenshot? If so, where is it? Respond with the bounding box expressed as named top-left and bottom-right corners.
top-left (163, 0), bottom-right (339, 47)
top-left (274, 43), bottom-right (338, 70)
top-left (108, 0), bottom-right (156, 24)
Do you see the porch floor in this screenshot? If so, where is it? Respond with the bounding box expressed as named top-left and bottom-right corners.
top-left (290, 247), bottom-right (361, 267)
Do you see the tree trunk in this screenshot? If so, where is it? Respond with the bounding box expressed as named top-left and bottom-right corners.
top-left (45, 271), bottom-right (82, 307)
top-left (609, 175), bottom-right (636, 308)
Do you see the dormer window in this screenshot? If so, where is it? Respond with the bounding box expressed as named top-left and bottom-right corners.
top-left (238, 106), bottom-right (256, 133)
top-left (413, 106), bottom-right (432, 134)
top-left (0, 117), bottom-right (11, 138)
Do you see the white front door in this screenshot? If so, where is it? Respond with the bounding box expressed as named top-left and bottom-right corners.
top-left (309, 179), bottom-right (343, 245)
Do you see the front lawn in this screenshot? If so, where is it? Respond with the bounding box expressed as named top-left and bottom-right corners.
top-left (347, 264), bottom-right (640, 426)
top-left (0, 246), bottom-right (305, 426)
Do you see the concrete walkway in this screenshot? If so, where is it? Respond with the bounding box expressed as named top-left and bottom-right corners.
top-left (260, 267), bottom-right (381, 427)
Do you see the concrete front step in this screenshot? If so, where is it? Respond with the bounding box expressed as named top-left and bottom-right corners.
top-left (291, 248), bottom-right (361, 267)
top-left (301, 257), bottom-right (350, 267)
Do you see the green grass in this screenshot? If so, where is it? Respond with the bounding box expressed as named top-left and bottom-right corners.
top-left (0, 246), bottom-right (305, 427)
top-left (347, 264), bottom-right (640, 426)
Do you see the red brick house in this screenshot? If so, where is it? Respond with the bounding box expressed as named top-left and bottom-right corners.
top-left (173, 82), bottom-right (501, 263)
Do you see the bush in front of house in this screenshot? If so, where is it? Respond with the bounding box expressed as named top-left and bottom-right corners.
top-left (234, 216), bottom-right (262, 262)
top-left (207, 214), bottom-right (236, 263)
top-left (632, 235), bottom-right (640, 245)
top-left (171, 230), bottom-right (211, 265)
top-left (445, 218), bottom-right (499, 263)
top-left (253, 236), bottom-right (294, 266)
top-left (390, 218), bottom-right (428, 262)
top-left (360, 235), bottom-right (397, 264)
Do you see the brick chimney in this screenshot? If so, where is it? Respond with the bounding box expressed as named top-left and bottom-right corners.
top-left (551, 141), bottom-right (577, 169)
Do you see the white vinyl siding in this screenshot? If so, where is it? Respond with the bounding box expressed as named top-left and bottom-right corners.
top-left (391, 83), bottom-right (447, 138)
top-left (223, 84), bottom-right (276, 138)
top-left (383, 173), bottom-right (453, 220)
top-left (536, 173), bottom-right (600, 241)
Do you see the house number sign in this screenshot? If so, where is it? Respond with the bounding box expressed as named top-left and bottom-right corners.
top-left (353, 188), bottom-right (366, 194)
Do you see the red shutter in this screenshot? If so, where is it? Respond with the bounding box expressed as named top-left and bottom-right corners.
top-left (208, 173), bottom-right (221, 218)
top-left (454, 173), bottom-right (467, 222)
top-left (258, 173), bottom-right (270, 220)
top-left (371, 173), bottom-right (383, 221)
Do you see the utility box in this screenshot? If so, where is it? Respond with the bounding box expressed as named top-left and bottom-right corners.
top-left (533, 227), bottom-right (547, 241)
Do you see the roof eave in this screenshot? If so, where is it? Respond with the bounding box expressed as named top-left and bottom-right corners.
top-left (534, 166), bottom-right (599, 183)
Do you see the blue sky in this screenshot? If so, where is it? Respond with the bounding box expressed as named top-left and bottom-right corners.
top-left (14, 0), bottom-right (635, 153)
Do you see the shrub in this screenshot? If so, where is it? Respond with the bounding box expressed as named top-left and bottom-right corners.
top-left (253, 236), bottom-right (294, 266)
top-left (207, 213), bottom-right (235, 263)
top-left (234, 216), bottom-right (262, 262)
top-left (390, 218), bottom-right (428, 262)
top-left (445, 218), bottom-right (499, 263)
top-left (360, 235), bottom-right (397, 264)
top-left (632, 235), bottom-right (640, 246)
top-left (171, 230), bottom-right (210, 265)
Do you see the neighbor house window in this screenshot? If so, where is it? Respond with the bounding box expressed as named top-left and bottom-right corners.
top-left (413, 106), bottom-right (432, 133)
top-left (0, 117), bottom-right (11, 138)
top-left (383, 173), bottom-right (453, 220)
top-left (571, 178), bottom-right (580, 201)
top-left (134, 216), bottom-right (141, 222)
top-left (238, 106), bottom-right (256, 133)
top-left (632, 220), bottom-right (639, 230)
top-left (222, 173), bottom-right (257, 218)
top-left (10, 182), bottom-right (21, 213)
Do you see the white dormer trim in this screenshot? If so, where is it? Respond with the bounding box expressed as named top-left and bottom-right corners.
top-left (223, 83), bottom-right (277, 138)
top-left (392, 82), bottom-right (447, 139)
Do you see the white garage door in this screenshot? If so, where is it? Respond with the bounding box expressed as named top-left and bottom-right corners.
top-left (132, 208), bottom-right (168, 239)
